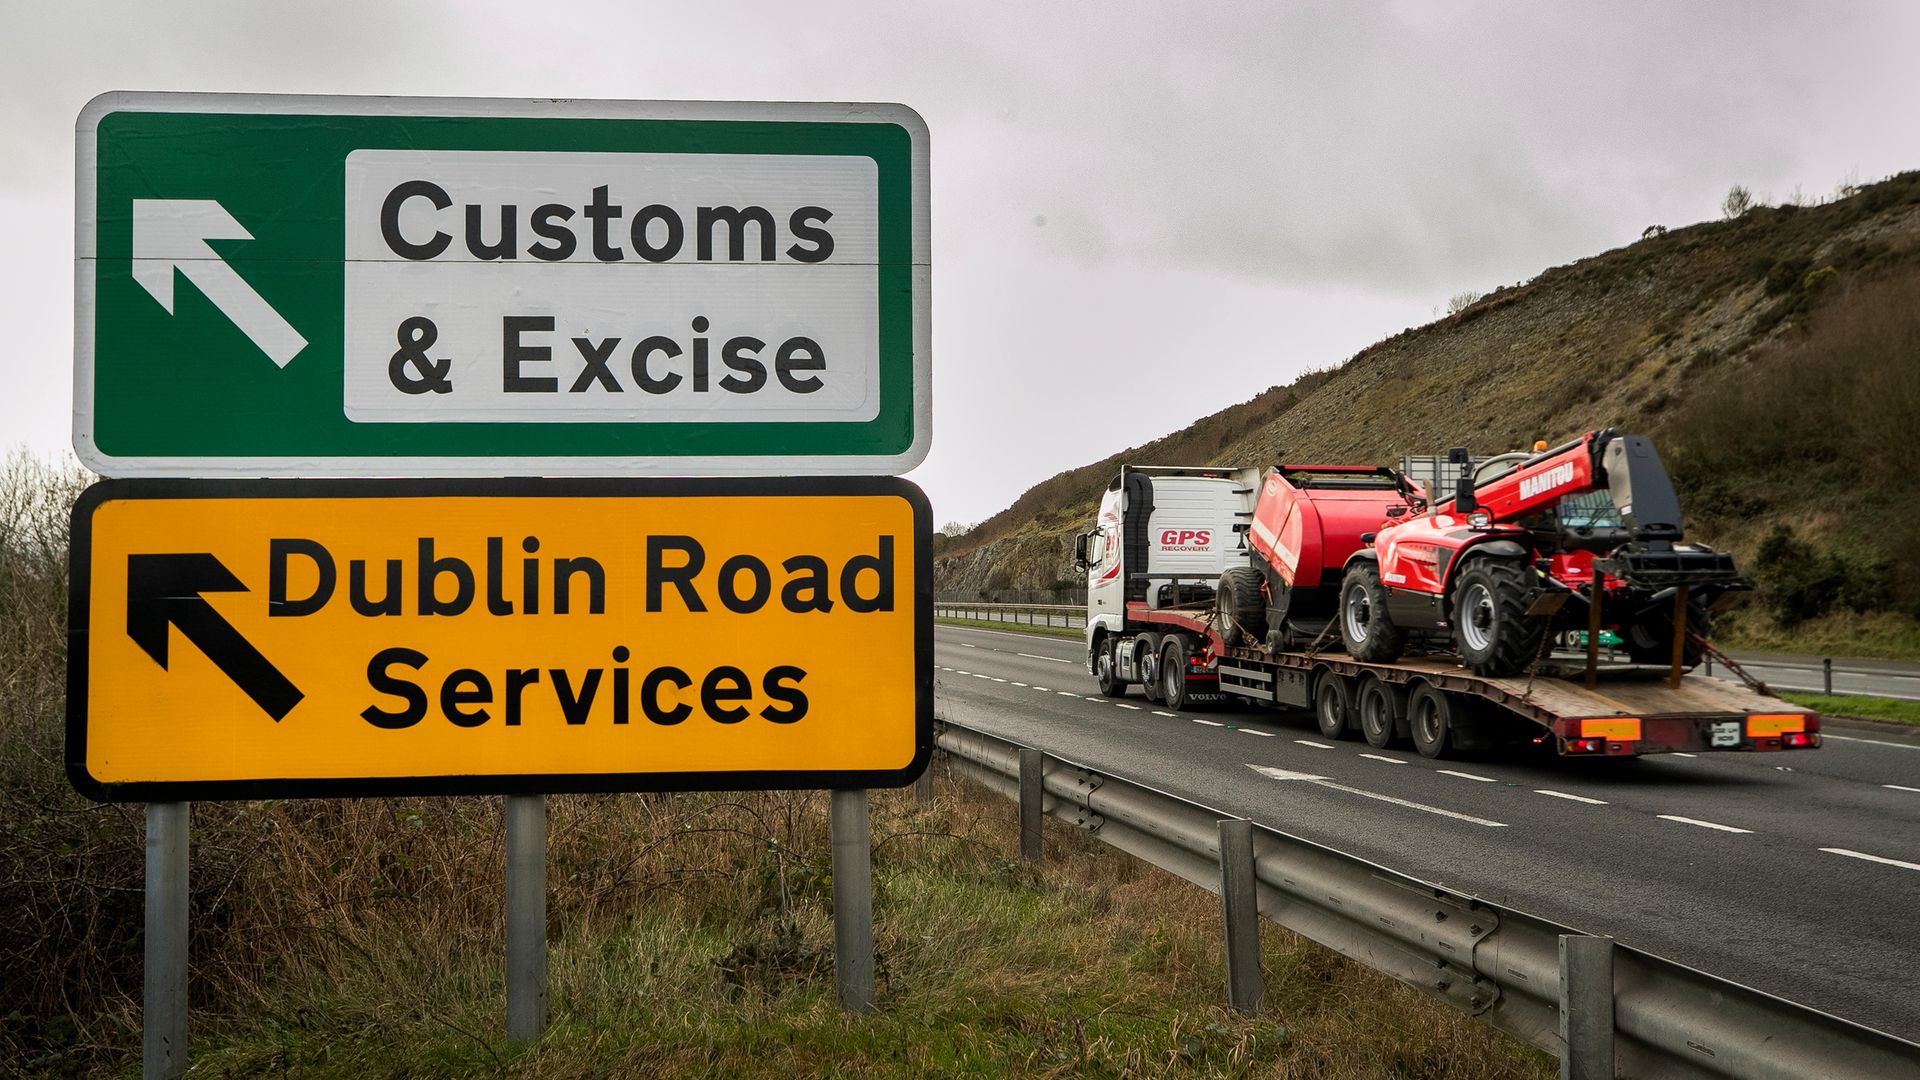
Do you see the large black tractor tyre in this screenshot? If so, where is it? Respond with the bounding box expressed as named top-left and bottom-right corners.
top-left (1340, 563), bottom-right (1406, 663)
top-left (1313, 671), bottom-right (1353, 740)
top-left (1216, 567), bottom-right (1269, 648)
top-left (1624, 597), bottom-right (1711, 667)
top-left (1451, 560), bottom-right (1548, 677)
top-left (1160, 636), bottom-right (1192, 711)
top-left (1356, 675), bottom-right (1406, 749)
top-left (1094, 637), bottom-right (1127, 697)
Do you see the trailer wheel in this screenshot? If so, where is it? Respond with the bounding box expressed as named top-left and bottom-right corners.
top-left (1408, 684), bottom-right (1459, 759)
top-left (1624, 597), bottom-right (1710, 667)
top-left (1313, 672), bottom-right (1353, 740)
top-left (1357, 676), bottom-right (1404, 749)
top-left (1161, 637), bottom-right (1191, 711)
top-left (1094, 638), bottom-right (1127, 697)
top-left (1341, 563), bottom-right (1406, 663)
top-left (1453, 560), bottom-right (1547, 676)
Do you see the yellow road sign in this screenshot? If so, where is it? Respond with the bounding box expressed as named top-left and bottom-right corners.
top-left (68, 478), bottom-right (930, 801)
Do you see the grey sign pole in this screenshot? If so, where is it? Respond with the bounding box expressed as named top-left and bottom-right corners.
top-left (505, 795), bottom-right (548, 1041)
top-left (144, 802), bottom-right (189, 1080)
top-left (829, 789), bottom-right (874, 1012)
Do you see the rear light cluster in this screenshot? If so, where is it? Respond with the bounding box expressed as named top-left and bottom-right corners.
top-left (1782, 731), bottom-right (1820, 749)
top-left (1564, 737), bottom-right (1606, 754)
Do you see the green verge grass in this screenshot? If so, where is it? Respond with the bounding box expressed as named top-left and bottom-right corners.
top-left (171, 774), bottom-right (1550, 1079)
top-left (1778, 692), bottom-right (1920, 727)
top-left (936, 615), bottom-right (1084, 641)
top-left (1713, 610), bottom-right (1920, 663)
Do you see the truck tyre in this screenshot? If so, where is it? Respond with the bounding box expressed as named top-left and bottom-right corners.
top-left (1408, 683), bottom-right (1458, 759)
top-left (1357, 675), bottom-right (1404, 749)
top-left (1624, 598), bottom-right (1710, 667)
top-left (1340, 563), bottom-right (1406, 663)
top-left (1094, 638), bottom-right (1127, 697)
top-left (1216, 567), bottom-right (1268, 648)
top-left (1452, 560), bottom-right (1546, 677)
top-left (1138, 634), bottom-right (1165, 704)
top-left (1161, 637), bottom-right (1191, 711)
top-left (1313, 671), bottom-right (1353, 740)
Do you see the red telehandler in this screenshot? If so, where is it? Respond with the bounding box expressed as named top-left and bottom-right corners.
top-left (1337, 430), bottom-right (1747, 676)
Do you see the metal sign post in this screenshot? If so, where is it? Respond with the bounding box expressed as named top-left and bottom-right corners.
top-left (830, 789), bottom-right (875, 1012)
top-left (505, 795), bottom-right (548, 1040)
top-left (144, 803), bottom-right (189, 1080)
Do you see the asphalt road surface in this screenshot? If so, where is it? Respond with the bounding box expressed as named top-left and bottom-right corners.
top-left (933, 623), bottom-right (1920, 1042)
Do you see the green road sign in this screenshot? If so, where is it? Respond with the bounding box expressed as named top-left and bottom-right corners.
top-left (76, 92), bottom-right (929, 477)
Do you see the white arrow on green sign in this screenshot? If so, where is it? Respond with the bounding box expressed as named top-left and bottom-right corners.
top-left (76, 92), bottom-right (930, 477)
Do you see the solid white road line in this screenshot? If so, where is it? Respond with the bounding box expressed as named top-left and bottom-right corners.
top-left (938, 624), bottom-right (1073, 643)
top-left (1824, 734), bottom-right (1920, 751)
top-left (1820, 848), bottom-right (1920, 872)
top-left (1241, 728), bottom-right (1277, 737)
top-left (1246, 765), bottom-right (1507, 827)
top-left (1658, 815), bottom-right (1752, 834)
top-left (1535, 789), bottom-right (1608, 805)
top-left (1437, 769), bottom-right (1498, 783)
top-left (1885, 784), bottom-right (1920, 794)
top-left (1153, 711), bottom-right (1177, 718)
top-left (1192, 718), bottom-right (1225, 727)
top-left (1359, 753), bottom-right (1407, 765)
top-left (1116, 703), bottom-right (1141, 710)
top-left (1018, 652), bottom-right (1075, 664)
top-left (1295, 739), bottom-right (1335, 749)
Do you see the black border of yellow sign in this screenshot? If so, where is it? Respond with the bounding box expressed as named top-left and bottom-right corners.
top-left (67, 476), bottom-right (932, 802)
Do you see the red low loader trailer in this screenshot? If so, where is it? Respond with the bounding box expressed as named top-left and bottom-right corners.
top-left (1076, 464), bottom-right (1822, 759)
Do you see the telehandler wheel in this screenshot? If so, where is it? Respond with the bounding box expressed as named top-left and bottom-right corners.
top-left (1357, 675), bottom-right (1405, 749)
top-left (1312, 671), bottom-right (1353, 740)
top-left (1408, 683), bottom-right (1459, 759)
top-left (1160, 637), bottom-right (1191, 711)
top-left (1452, 560), bottom-right (1547, 677)
top-left (1340, 563), bottom-right (1406, 662)
top-left (1624, 598), bottom-right (1710, 667)
top-left (1094, 638), bottom-right (1127, 697)
top-left (1216, 567), bottom-right (1268, 648)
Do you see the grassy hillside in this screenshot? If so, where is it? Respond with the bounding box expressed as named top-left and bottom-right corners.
top-left (937, 174), bottom-right (1920, 655)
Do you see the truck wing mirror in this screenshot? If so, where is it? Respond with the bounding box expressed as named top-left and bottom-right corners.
top-left (1073, 533), bottom-right (1090, 570)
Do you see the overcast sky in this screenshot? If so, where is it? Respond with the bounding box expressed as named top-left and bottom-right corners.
top-left (6, 1), bottom-right (1919, 526)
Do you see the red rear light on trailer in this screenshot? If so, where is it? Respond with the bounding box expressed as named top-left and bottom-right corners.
top-left (1564, 737), bottom-right (1606, 754)
top-left (1782, 731), bottom-right (1821, 749)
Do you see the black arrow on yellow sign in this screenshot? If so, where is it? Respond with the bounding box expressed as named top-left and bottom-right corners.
top-left (127, 553), bottom-right (304, 721)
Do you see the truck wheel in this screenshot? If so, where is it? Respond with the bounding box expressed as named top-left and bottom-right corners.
top-left (1624, 598), bottom-right (1710, 667)
top-left (1138, 634), bottom-right (1165, 704)
top-left (1094, 639), bottom-right (1127, 697)
top-left (1216, 567), bottom-right (1268, 648)
top-left (1357, 675), bottom-right (1404, 748)
top-left (1340, 563), bottom-right (1406, 662)
top-left (1313, 672), bottom-right (1353, 740)
top-left (1408, 684), bottom-right (1457, 759)
top-left (1453, 560), bottom-right (1546, 677)
top-left (1161, 637), bottom-right (1191, 711)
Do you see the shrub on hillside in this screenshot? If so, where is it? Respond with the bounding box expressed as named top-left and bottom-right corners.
top-left (1751, 525), bottom-right (1893, 626)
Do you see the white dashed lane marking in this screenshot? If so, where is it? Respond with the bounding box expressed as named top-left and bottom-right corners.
top-left (1153, 711), bottom-right (1177, 718)
top-left (1438, 769), bottom-right (1498, 783)
top-left (1116, 703), bottom-right (1142, 710)
top-left (1885, 784), bottom-right (1920, 794)
top-left (1241, 728), bottom-right (1276, 737)
top-left (1247, 765), bottom-right (1507, 828)
top-left (1018, 653), bottom-right (1075, 664)
top-left (1658, 815), bottom-right (1752, 834)
top-left (1536, 790), bottom-right (1608, 805)
top-left (1359, 754), bottom-right (1407, 765)
top-left (1820, 848), bottom-right (1920, 872)
top-left (1056, 691), bottom-right (1078, 697)
top-left (1669, 752), bottom-right (1697, 758)
top-left (1012, 682), bottom-right (1029, 688)
top-left (1295, 739), bottom-right (1335, 749)
top-left (1192, 719), bottom-right (1225, 727)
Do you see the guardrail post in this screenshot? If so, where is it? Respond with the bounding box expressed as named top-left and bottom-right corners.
top-left (1019, 748), bottom-right (1045, 861)
top-left (1558, 934), bottom-right (1615, 1080)
top-left (830, 789), bottom-right (875, 1012)
top-left (1217, 818), bottom-right (1264, 1014)
top-left (505, 795), bottom-right (548, 1041)
top-left (1823, 657), bottom-right (1833, 695)
top-left (145, 802), bottom-right (189, 1080)
top-left (913, 757), bottom-right (935, 807)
